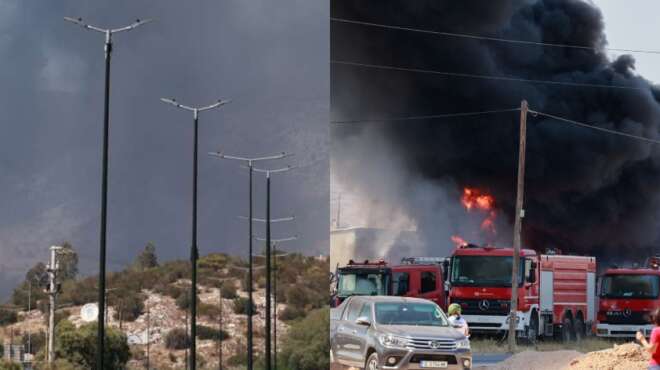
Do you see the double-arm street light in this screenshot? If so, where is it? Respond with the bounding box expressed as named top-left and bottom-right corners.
top-left (64, 17), bottom-right (151, 370)
top-left (161, 98), bottom-right (229, 370)
top-left (208, 152), bottom-right (288, 369)
top-left (252, 166), bottom-right (294, 370)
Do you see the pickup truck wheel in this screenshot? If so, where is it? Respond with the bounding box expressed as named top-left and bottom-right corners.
top-left (574, 318), bottom-right (585, 342)
top-left (561, 317), bottom-right (573, 343)
top-left (365, 352), bottom-right (379, 370)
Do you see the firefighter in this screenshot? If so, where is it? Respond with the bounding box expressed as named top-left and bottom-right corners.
top-left (447, 303), bottom-right (469, 337)
top-left (636, 308), bottom-right (660, 370)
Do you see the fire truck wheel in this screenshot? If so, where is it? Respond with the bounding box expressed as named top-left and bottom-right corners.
top-left (365, 352), bottom-right (380, 370)
top-left (574, 318), bottom-right (585, 342)
top-left (561, 317), bottom-right (574, 343)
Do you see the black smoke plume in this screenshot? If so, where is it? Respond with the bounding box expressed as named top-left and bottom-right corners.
top-left (331, 0), bottom-right (660, 261)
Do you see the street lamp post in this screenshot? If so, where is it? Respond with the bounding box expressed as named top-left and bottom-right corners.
top-left (253, 239), bottom-right (294, 370)
top-left (64, 17), bottom-right (151, 370)
top-left (252, 166), bottom-right (293, 369)
top-left (208, 152), bottom-right (287, 369)
top-left (161, 98), bottom-right (229, 370)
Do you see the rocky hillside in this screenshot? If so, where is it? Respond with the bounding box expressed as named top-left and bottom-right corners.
top-left (0, 249), bottom-right (329, 369)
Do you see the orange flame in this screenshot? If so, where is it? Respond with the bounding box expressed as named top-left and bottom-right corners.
top-left (452, 187), bottom-right (498, 246)
top-left (451, 235), bottom-right (468, 247)
top-left (461, 188), bottom-right (494, 211)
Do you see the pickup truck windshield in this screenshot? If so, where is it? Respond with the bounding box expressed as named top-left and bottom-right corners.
top-left (375, 302), bottom-right (448, 326)
top-left (600, 274), bottom-right (660, 299)
top-left (337, 271), bottom-right (389, 297)
top-left (451, 256), bottom-right (522, 287)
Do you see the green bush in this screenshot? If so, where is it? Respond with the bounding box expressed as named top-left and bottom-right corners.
top-left (227, 354), bottom-right (247, 367)
top-left (0, 360), bottom-right (21, 370)
top-left (220, 282), bottom-right (238, 299)
top-left (198, 303), bottom-right (221, 319)
top-left (232, 297), bottom-right (257, 316)
top-left (279, 306), bottom-right (306, 321)
top-left (113, 292), bottom-right (145, 322)
top-left (55, 320), bottom-right (130, 370)
top-left (175, 291), bottom-right (200, 310)
top-left (196, 325), bottom-right (229, 341)
top-left (22, 330), bottom-right (46, 355)
top-left (280, 307), bottom-right (329, 370)
top-left (0, 308), bottom-right (18, 326)
top-left (165, 328), bottom-right (190, 350)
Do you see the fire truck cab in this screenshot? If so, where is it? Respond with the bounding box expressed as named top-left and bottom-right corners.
top-left (596, 257), bottom-right (660, 338)
top-left (331, 259), bottom-right (392, 307)
top-left (331, 257), bottom-right (448, 309)
top-left (392, 257), bottom-right (448, 309)
top-left (448, 245), bottom-right (596, 341)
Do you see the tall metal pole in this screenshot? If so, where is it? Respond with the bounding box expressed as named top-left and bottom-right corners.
top-left (508, 100), bottom-right (528, 352)
top-left (248, 162), bottom-right (254, 369)
top-left (218, 287), bottom-right (223, 370)
top-left (47, 245), bottom-right (62, 365)
top-left (146, 304), bottom-right (150, 370)
top-left (273, 248), bottom-right (278, 370)
top-left (97, 30), bottom-right (112, 368)
top-left (185, 307), bottom-right (189, 370)
top-left (64, 18), bottom-right (151, 370)
top-left (28, 280), bottom-right (31, 356)
top-left (190, 109), bottom-right (199, 370)
top-left (208, 152), bottom-right (287, 370)
top-left (160, 98), bottom-right (228, 370)
top-left (265, 173), bottom-right (272, 370)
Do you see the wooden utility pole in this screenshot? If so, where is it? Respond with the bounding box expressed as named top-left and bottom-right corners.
top-left (509, 100), bottom-right (528, 352)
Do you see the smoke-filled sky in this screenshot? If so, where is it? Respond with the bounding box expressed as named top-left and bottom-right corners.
top-left (331, 0), bottom-right (660, 262)
top-left (0, 1), bottom-right (328, 299)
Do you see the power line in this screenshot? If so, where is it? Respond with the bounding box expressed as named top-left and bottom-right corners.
top-left (531, 110), bottom-right (660, 145)
top-left (331, 17), bottom-right (660, 55)
top-left (332, 60), bottom-right (646, 91)
top-left (331, 108), bottom-right (520, 124)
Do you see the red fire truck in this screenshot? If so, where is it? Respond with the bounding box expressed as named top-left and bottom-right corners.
top-left (331, 258), bottom-right (447, 309)
top-left (448, 245), bottom-right (597, 341)
top-left (596, 256), bottom-right (660, 338)
top-left (331, 259), bottom-right (392, 307)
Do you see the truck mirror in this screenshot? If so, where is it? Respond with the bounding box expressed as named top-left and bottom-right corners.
top-left (355, 316), bottom-right (371, 326)
top-left (527, 268), bottom-right (536, 283)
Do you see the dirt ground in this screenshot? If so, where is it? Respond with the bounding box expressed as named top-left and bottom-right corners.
top-left (476, 342), bottom-right (650, 370)
top-left (474, 350), bottom-right (582, 370)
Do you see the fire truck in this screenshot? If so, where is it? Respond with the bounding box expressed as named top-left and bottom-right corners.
top-left (331, 258), bottom-right (447, 309)
top-left (331, 259), bottom-right (392, 307)
top-left (448, 245), bottom-right (597, 341)
top-left (596, 256), bottom-right (660, 338)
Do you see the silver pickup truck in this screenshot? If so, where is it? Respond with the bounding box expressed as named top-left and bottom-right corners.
top-left (330, 296), bottom-right (472, 370)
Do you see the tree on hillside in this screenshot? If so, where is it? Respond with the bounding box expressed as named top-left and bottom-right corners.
top-left (12, 262), bottom-right (49, 310)
top-left (58, 242), bottom-right (79, 281)
top-left (133, 242), bottom-right (158, 271)
top-left (26, 262), bottom-right (48, 287)
top-left (55, 320), bottom-right (130, 369)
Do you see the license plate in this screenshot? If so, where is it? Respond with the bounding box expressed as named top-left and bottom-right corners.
top-left (420, 360), bottom-right (448, 368)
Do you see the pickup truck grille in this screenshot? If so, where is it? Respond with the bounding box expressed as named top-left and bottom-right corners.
top-left (405, 338), bottom-right (457, 351)
top-left (410, 354), bottom-right (458, 364)
top-left (451, 298), bottom-right (510, 316)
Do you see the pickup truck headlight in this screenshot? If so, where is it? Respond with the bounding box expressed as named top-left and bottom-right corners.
top-left (378, 334), bottom-right (408, 348)
top-left (456, 338), bottom-right (470, 350)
